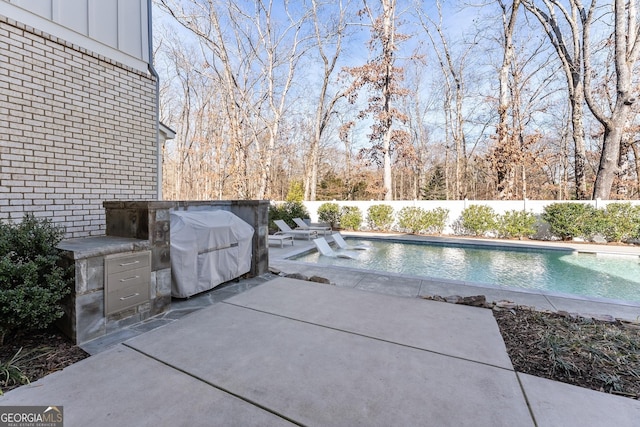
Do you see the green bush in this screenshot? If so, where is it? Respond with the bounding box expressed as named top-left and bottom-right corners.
top-left (601, 203), bottom-right (640, 242)
top-left (339, 206), bottom-right (362, 231)
top-left (317, 202), bottom-right (341, 228)
top-left (460, 205), bottom-right (498, 236)
top-left (366, 204), bottom-right (394, 231)
top-left (499, 210), bottom-right (537, 239)
top-left (541, 203), bottom-right (598, 240)
top-left (397, 207), bottom-right (429, 234)
top-left (0, 214), bottom-right (72, 345)
top-left (268, 201), bottom-right (310, 233)
top-left (424, 207), bottom-right (449, 234)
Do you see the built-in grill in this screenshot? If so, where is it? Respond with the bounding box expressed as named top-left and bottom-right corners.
top-left (170, 210), bottom-right (254, 298)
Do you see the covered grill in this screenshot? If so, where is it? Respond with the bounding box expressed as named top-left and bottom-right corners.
top-left (170, 210), bottom-right (254, 298)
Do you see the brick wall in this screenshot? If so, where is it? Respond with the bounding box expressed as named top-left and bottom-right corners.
top-left (0, 15), bottom-right (157, 237)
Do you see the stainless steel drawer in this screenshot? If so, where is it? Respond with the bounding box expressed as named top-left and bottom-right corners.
top-left (106, 281), bottom-right (149, 314)
top-left (105, 252), bottom-right (151, 275)
top-left (105, 251), bottom-right (151, 315)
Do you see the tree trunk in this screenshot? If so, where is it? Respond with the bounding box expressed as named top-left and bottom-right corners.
top-left (631, 142), bottom-right (640, 197)
top-left (584, 0), bottom-right (640, 199)
top-left (570, 91), bottom-right (589, 199)
top-left (593, 123), bottom-right (624, 199)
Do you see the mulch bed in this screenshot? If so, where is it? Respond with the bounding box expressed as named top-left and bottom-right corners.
top-left (494, 308), bottom-right (640, 399)
top-left (0, 328), bottom-right (89, 394)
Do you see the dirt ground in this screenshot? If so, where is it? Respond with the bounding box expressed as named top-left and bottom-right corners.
top-left (2, 308), bottom-right (639, 400)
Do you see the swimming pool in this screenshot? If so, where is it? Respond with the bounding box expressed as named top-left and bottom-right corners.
top-left (293, 239), bottom-right (640, 302)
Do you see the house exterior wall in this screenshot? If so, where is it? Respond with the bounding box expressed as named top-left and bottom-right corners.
top-left (1, 0), bottom-right (150, 72)
top-left (0, 14), bottom-right (157, 237)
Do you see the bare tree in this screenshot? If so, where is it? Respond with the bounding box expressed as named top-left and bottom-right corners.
top-left (343, 0), bottom-right (410, 201)
top-left (494, 0), bottom-right (521, 199)
top-left (305, 0), bottom-right (350, 201)
top-left (522, 0), bottom-right (589, 199)
top-left (158, 0), bottom-right (312, 199)
top-left (583, 0), bottom-right (640, 198)
top-left (417, 1), bottom-right (474, 200)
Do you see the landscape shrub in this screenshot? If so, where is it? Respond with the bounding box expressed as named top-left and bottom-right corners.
top-left (0, 214), bottom-right (72, 345)
top-left (268, 201), bottom-right (310, 232)
top-left (317, 202), bottom-right (341, 228)
top-left (541, 203), bottom-right (598, 240)
top-left (601, 203), bottom-right (640, 242)
top-left (397, 207), bottom-right (429, 234)
top-left (459, 205), bottom-right (498, 236)
top-left (339, 206), bottom-right (363, 231)
top-left (424, 207), bottom-right (449, 234)
top-left (498, 210), bottom-right (537, 239)
top-left (366, 204), bottom-right (394, 231)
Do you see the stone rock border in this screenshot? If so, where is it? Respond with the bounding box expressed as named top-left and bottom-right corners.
top-left (422, 294), bottom-right (640, 328)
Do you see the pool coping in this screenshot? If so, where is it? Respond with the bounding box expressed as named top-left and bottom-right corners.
top-left (269, 232), bottom-right (640, 322)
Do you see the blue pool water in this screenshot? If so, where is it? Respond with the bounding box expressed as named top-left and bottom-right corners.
top-left (293, 240), bottom-right (640, 302)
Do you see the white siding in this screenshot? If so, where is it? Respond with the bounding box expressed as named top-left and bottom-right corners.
top-left (117, 0), bottom-right (144, 59)
top-left (88, 0), bottom-right (118, 47)
top-left (57, 0), bottom-right (88, 36)
top-left (2, 0), bottom-right (149, 71)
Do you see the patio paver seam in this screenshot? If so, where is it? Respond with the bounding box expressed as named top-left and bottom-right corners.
top-left (221, 300), bottom-right (516, 372)
top-left (542, 293), bottom-right (558, 312)
top-left (515, 372), bottom-right (540, 427)
top-left (121, 343), bottom-right (307, 427)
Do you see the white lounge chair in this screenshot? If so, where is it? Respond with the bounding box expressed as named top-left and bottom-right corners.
top-left (313, 237), bottom-right (355, 259)
top-left (293, 218), bottom-right (332, 235)
top-left (274, 219), bottom-right (317, 241)
top-left (331, 233), bottom-right (369, 251)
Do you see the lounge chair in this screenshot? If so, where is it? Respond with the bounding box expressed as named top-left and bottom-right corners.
top-left (274, 220), bottom-right (318, 241)
top-left (313, 237), bottom-right (355, 259)
top-left (331, 233), bottom-right (369, 251)
top-left (293, 218), bottom-right (332, 235)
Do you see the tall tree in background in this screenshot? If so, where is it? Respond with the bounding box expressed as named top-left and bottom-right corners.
top-left (583, 0), bottom-right (640, 199)
top-left (494, 0), bottom-right (521, 199)
top-left (246, 1), bottom-right (310, 199)
top-left (417, 1), bottom-right (473, 200)
top-left (305, 0), bottom-right (350, 201)
top-left (344, 0), bottom-right (410, 200)
top-left (158, 0), bottom-right (310, 199)
top-left (523, 0), bottom-right (589, 200)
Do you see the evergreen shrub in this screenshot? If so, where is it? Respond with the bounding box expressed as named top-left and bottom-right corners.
top-left (340, 206), bottom-right (363, 231)
top-left (268, 201), bottom-right (310, 232)
top-left (366, 204), bottom-right (394, 231)
top-left (460, 205), bottom-right (498, 236)
top-left (397, 207), bottom-right (429, 234)
top-left (0, 214), bottom-right (72, 345)
top-left (541, 203), bottom-right (598, 240)
top-left (424, 207), bottom-right (449, 234)
top-left (499, 210), bottom-right (537, 239)
top-left (601, 203), bottom-right (640, 242)
top-left (317, 202), bottom-right (341, 228)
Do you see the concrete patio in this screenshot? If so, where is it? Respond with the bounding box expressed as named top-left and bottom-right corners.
top-left (2, 235), bottom-right (640, 426)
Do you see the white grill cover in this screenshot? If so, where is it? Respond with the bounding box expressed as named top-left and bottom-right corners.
top-left (170, 210), bottom-right (254, 298)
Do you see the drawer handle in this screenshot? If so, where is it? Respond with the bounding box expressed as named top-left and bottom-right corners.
top-left (120, 293), bottom-right (140, 301)
top-left (119, 260), bottom-right (140, 267)
top-left (119, 275), bottom-right (140, 282)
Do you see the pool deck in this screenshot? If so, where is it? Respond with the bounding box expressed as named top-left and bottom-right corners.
top-left (2, 233), bottom-right (640, 426)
